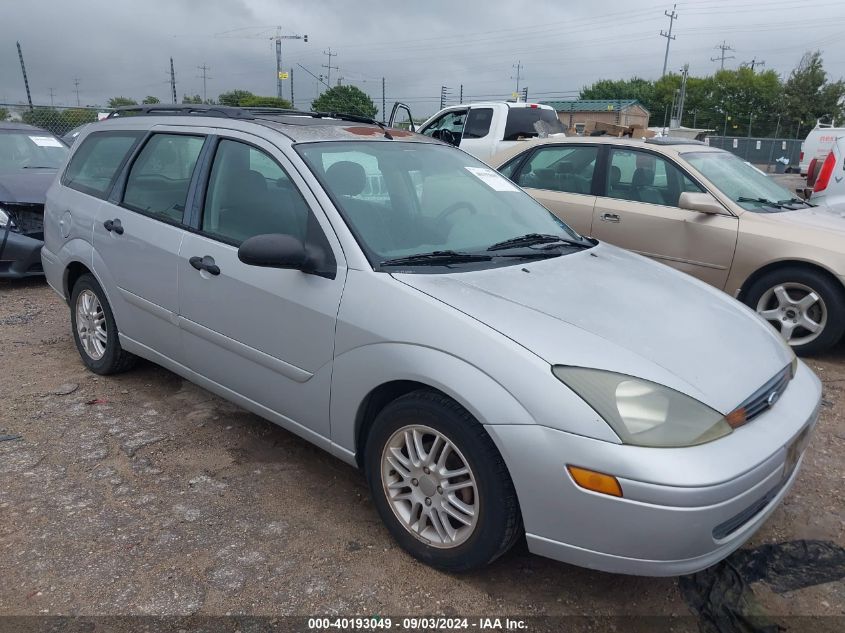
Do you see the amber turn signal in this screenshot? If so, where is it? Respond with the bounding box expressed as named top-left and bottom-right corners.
top-left (726, 407), bottom-right (748, 429)
top-left (567, 465), bottom-right (623, 497)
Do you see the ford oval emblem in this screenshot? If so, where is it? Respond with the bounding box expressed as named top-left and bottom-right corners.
top-left (767, 390), bottom-right (780, 407)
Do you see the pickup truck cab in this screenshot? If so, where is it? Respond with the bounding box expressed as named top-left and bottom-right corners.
top-left (414, 102), bottom-right (565, 164)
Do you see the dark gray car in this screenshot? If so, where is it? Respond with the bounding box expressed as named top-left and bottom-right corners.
top-left (0, 122), bottom-right (69, 278)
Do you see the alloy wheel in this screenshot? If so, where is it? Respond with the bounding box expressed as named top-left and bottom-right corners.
top-left (756, 282), bottom-right (827, 347)
top-left (381, 424), bottom-right (479, 548)
top-left (75, 289), bottom-right (107, 360)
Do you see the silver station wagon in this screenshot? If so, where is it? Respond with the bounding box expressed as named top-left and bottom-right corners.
top-left (42, 105), bottom-right (821, 575)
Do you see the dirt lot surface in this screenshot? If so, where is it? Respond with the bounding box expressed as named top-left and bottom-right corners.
top-left (1, 277), bottom-right (844, 631)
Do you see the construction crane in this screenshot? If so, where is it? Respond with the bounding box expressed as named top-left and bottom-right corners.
top-left (215, 26), bottom-right (308, 100)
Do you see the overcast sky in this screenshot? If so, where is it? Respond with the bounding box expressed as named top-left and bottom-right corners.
top-left (2, 0), bottom-right (844, 118)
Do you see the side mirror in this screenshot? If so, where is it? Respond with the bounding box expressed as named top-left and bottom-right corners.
top-left (238, 233), bottom-right (312, 270)
top-left (678, 191), bottom-right (726, 215)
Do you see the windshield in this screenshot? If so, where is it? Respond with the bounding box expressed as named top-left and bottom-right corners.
top-left (504, 107), bottom-right (566, 141)
top-left (683, 151), bottom-right (800, 212)
top-left (0, 130), bottom-right (68, 170)
top-left (296, 141), bottom-right (585, 269)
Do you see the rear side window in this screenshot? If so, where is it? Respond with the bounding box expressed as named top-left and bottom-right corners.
top-left (516, 145), bottom-right (597, 195)
top-left (503, 108), bottom-right (565, 141)
top-left (63, 131), bottom-right (143, 198)
top-left (463, 108), bottom-right (494, 139)
top-left (122, 134), bottom-right (205, 223)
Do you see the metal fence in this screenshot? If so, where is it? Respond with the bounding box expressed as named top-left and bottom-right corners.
top-left (705, 136), bottom-right (803, 172)
top-left (0, 103), bottom-right (111, 140)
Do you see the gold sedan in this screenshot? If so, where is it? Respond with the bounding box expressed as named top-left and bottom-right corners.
top-left (491, 136), bottom-right (845, 355)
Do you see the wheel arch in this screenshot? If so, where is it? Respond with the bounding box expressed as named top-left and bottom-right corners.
top-left (64, 260), bottom-right (93, 303)
top-left (737, 259), bottom-right (845, 303)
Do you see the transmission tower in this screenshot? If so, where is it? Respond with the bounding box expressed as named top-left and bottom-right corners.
top-left (711, 41), bottom-right (735, 70)
top-left (196, 64), bottom-right (212, 103)
top-left (16, 42), bottom-right (33, 111)
top-left (660, 4), bottom-right (678, 77)
top-left (322, 48), bottom-right (338, 89)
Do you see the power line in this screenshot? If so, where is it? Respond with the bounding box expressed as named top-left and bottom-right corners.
top-left (660, 3), bottom-right (678, 77)
top-left (711, 40), bottom-right (736, 69)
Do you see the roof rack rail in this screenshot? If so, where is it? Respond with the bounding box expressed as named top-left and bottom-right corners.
top-left (106, 104), bottom-right (383, 127)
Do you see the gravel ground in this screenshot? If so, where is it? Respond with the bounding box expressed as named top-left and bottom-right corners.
top-left (1, 276), bottom-right (843, 630)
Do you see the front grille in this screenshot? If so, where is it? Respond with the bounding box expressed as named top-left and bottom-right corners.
top-left (5, 203), bottom-right (45, 236)
top-left (735, 365), bottom-right (791, 422)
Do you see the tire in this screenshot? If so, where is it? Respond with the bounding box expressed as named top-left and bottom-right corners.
top-left (743, 267), bottom-right (845, 356)
top-left (69, 273), bottom-right (138, 374)
top-left (364, 389), bottom-right (522, 572)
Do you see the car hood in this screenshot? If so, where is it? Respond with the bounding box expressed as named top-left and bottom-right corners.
top-left (0, 169), bottom-right (58, 204)
top-left (394, 244), bottom-right (792, 414)
top-left (759, 205), bottom-right (845, 234)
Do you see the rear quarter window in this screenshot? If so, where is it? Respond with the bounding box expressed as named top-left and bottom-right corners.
top-left (63, 131), bottom-right (144, 198)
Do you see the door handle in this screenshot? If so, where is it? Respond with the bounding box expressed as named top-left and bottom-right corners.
top-left (103, 218), bottom-right (124, 235)
top-left (189, 255), bottom-right (220, 276)
top-left (600, 213), bottom-right (621, 223)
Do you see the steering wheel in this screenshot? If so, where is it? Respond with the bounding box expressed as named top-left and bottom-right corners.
top-left (436, 201), bottom-right (478, 223)
top-left (432, 128), bottom-right (457, 146)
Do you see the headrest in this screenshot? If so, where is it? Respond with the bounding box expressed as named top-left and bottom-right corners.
top-left (632, 167), bottom-right (655, 187)
top-left (554, 162), bottom-right (574, 174)
top-left (610, 165), bottom-right (622, 185)
top-left (326, 161), bottom-right (366, 197)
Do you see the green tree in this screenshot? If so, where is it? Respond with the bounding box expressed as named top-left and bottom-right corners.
top-left (580, 77), bottom-right (657, 113)
top-left (21, 107), bottom-right (97, 136)
top-left (217, 89), bottom-right (255, 106)
top-left (108, 96), bottom-right (137, 108)
top-left (709, 68), bottom-right (782, 136)
top-left (142, 95), bottom-right (160, 104)
top-left (783, 51), bottom-right (845, 130)
top-left (181, 94), bottom-right (203, 104)
top-left (238, 95), bottom-right (292, 108)
top-left (311, 85), bottom-right (377, 118)
top-left (0, 107), bottom-right (8, 121)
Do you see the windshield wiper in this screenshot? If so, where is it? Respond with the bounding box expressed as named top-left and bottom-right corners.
top-left (737, 196), bottom-right (788, 209)
top-left (380, 250), bottom-right (492, 267)
top-left (777, 197), bottom-right (813, 207)
top-left (22, 165), bottom-right (55, 169)
top-left (487, 232), bottom-right (591, 252)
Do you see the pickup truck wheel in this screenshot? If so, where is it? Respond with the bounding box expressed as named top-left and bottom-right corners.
top-left (70, 273), bottom-right (138, 374)
top-left (745, 268), bottom-right (845, 355)
top-left (365, 390), bottom-right (522, 571)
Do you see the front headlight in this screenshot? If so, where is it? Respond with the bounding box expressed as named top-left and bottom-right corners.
top-left (0, 208), bottom-right (9, 228)
top-left (552, 366), bottom-right (732, 447)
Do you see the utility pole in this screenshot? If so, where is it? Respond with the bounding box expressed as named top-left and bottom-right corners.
top-left (459, 84), bottom-right (463, 104)
top-left (440, 85), bottom-right (451, 109)
top-left (322, 48), bottom-right (338, 89)
top-left (170, 57), bottom-right (177, 104)
top-left (670, 63), bottom-right (689, 128)
top-left (522, 86), bottom-right (528, 102)
top-left (196, 64), bottom-right (211, 103)
top-left (660, 4), bottom-right (678, 77)
top-left (711, 41), bottom-right (735, 70)
top-left (16, 42), bottom-right (33, 111)
top-left (48, 88), bottom-right (55, 107)
top-left (743, 57), bottom-right (766, 72)
top-left (512, 60), bottom-right (523, 94)
top-left (73, 77), bottom-right (81, 107)
top-left (382, 77), bottom-right (386, 123)
top-left (272, 29), bottom-right (307, 100)
top-left (290, 67), bottom-right (295, 108)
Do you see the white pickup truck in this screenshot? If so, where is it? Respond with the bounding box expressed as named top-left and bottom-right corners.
top-left (390, 101), bottom-right (565, 164)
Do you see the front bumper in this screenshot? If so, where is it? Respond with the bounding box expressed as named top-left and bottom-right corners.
top-left (0, 228), bottom-right (44, 279)
top-left (486, 362), bottom-right (822, 576)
